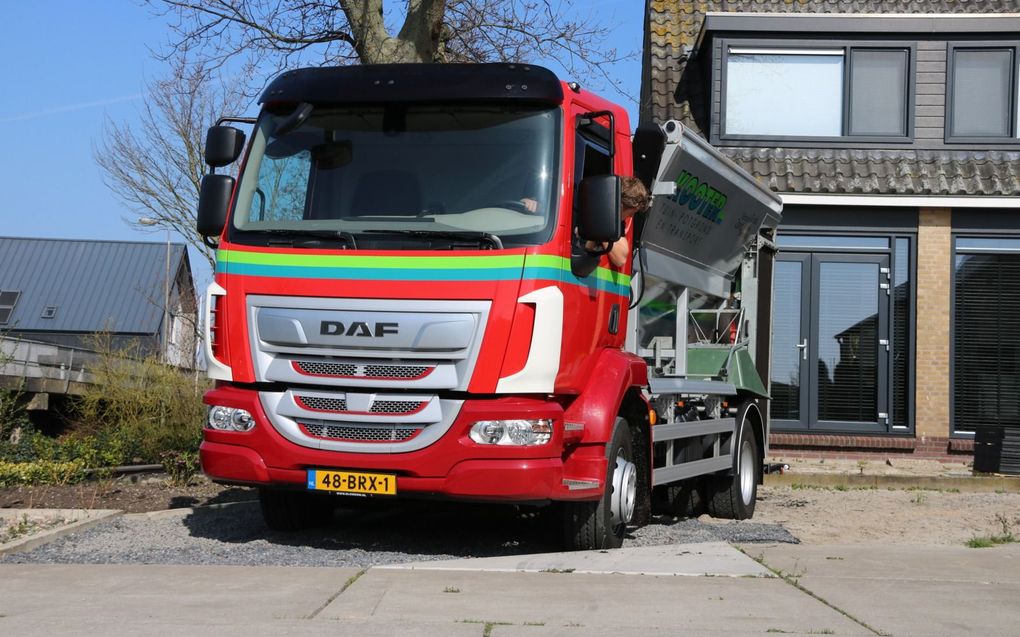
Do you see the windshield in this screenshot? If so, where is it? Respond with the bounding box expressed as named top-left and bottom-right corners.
top-left (229, 104), bottom-right (560, 249)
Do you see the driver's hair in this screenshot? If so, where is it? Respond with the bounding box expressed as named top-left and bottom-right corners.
top-left (621, 177), bottom-right (650, 212)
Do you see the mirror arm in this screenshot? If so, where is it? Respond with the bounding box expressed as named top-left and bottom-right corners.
top-left (578, 110), bottom-right (616, 157)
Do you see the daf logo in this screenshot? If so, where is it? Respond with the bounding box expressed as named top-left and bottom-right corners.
top-left (320, 321), bottom-right (399, 338)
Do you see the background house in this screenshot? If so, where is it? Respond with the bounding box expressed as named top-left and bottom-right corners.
top-left (643, 2), bottom-right (1020, 460)
top-left (0, 237), bottom-right (197, 369)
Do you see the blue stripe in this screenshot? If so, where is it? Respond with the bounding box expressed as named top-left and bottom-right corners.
top-left (219, 262), bottom-right (631, 297)
top-left (521, 266), bottom-right (631, 297)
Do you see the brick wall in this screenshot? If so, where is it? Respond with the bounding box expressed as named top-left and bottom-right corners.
top-left (914, 208), bottom-right (952, 438)
top-left (770, 433), bottom-right (973, 462)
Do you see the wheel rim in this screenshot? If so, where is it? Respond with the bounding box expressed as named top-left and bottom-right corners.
top-left (739, 439), bottom-right (755, 505)
top-left (610, 451), bottom-right (638, 528)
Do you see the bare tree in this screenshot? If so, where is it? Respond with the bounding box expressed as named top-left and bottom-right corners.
top-left (101, 1), bottom-right (628, 269)
top-left (151, 1), bottom-right (627, 94)
top-left (95, 59), bottom-right (246, 270)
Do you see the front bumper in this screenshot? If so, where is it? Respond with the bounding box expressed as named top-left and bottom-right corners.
top-left (200, 385), bottom-right (607, 502)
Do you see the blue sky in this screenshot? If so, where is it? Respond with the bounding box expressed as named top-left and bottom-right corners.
top-left (0, 1), bottom-right (642, 286)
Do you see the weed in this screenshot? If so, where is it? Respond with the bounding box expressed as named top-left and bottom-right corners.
top-left (161, 451), bottom-right (199, 487)
top-left (968, 514), bottom-right (1019, 548)
top-left (766, 630), bottom-right (790, 634)
top-left (857, 460), bottom-right (868, 475)
top-left (540, 567), bottom-right (575, 574)
top-left (833, 484), bottom-right (847, 492)
top-left (443, 586), bottom-right (461, 593)
top-left (912, 492), bottom-right (927, 505)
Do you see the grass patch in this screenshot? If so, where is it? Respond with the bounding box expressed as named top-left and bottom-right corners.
top-left (966, 514), bottom-right (1018, 548)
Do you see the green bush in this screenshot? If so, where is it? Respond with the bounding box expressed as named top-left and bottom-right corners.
top-left (0, 459), bottom-right (87, 488)
top-left (0, 335), bottom-right (208, 486)
top-left (74, 335), bottom-right (207, 464)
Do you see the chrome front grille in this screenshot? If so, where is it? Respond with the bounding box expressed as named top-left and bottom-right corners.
top-left (299, 422), bottom-right (421, 442)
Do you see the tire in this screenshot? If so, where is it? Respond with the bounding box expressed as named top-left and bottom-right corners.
top-left (259, 487), bottom-right (336, 532)
top-left (654, 478), bottom-right (706, 518)
top-left (561, 417), bottom-right (637, 550)
top-left (706, 405), bottom-right (760, 520)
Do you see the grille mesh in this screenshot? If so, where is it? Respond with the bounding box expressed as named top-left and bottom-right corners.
top-left (293, 359), bottom-right (432, 380)
top-left (370, 400), bottom-right (428, 415)
top-left (300, 422), bottom-right (421, 442)
top-left (297, 396), bottom-right (348, 412)
top-left (295, 361), bottom-right (357, 377)
top-left (363, 364), bottom-right (431, 379)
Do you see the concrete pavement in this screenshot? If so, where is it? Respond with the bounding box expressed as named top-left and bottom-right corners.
top-left (1, 542), bottom-right (1018, 636)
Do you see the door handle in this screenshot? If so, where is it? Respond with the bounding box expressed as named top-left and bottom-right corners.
top-left (796, 338), bottom-right (808, 361)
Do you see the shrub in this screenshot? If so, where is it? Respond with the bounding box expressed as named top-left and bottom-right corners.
top-left (0, 459), bottom-right (87, 488)
top-left (74, 334), bottom-right (207, 464)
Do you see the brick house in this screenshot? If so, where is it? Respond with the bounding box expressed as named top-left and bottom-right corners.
top-left (642, 2), bottom-right (1020, 461)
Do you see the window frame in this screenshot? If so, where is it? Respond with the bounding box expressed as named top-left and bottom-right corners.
top-left (945, 42), bottom-right (1020, 144)
top-left (716, 38), bottom-right (916, 146)
top-left (0, 290), bottom-right (21, 326)
top-left (949, 233), bottom-right (1020, 437)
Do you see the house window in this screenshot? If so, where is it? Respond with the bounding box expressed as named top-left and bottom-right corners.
top-left (0, 290), bottom-right (20, 325)
top-left (41, 306), bottom-right (57, 319)
top-left (947, 45), bottom-right (1018, 141)
top-left (722, 44), bottom-right (911, 141)
top-left (952, 237), bottom-right (1020, 434)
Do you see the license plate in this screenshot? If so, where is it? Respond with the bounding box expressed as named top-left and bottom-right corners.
top-left (307, 469), bottom-right (397, 495)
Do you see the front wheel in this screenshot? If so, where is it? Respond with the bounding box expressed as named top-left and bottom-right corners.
top-left (706, 405), bottom-right (761, 520)
top-left (561, 417), bottom-right (637, 550)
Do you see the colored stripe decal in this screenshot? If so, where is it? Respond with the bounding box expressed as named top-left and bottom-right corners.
top-left (216, 249), bottom-right (631, 297)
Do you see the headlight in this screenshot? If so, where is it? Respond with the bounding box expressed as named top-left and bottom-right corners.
top-left (469, 419), bottom-right (553, 446)
top-left (207, 406), bottom-right (256, 432)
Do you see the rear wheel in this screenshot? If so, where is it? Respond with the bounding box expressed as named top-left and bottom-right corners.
top-left (259, 488), bottom-right (336, 531)
top-left (706, 406), bottom-right (760, 520)
top-left (561, 418), bottom-right (636, 550)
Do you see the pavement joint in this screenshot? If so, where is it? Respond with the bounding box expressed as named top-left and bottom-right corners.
top-left (306, 567), bottom-right (367, 620)
top-left (738, 546), bottom-right (890, 637)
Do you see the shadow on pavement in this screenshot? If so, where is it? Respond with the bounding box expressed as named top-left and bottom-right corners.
top-left (181, 498), bottom-right (572, 559)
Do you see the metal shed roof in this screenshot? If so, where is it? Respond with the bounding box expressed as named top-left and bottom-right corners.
top-left (0, 237), bottom-right (191, 335)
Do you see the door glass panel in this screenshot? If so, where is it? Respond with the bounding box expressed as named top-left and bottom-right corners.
top-left (772, 260), bottom-right (803, 419)
top-left (817, 262), bottom-right (879, 422)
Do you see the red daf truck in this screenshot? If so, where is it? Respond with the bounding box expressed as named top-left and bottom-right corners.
top-left (195, 63), bottom-right (782, 550)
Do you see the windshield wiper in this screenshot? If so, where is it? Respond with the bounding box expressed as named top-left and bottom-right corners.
top-left (244, 228), bottom-right (357, 249)
top-left (363, 229), bottom-right (502, 250)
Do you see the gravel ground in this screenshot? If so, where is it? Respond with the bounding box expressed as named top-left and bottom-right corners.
top-left (1, 496), bottom-right (796, 567)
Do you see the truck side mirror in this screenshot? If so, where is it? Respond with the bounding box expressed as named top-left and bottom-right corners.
top-left (576, 175), bottom-right (621, 243)
top-left (205, 126), bottom-right (246, 167)
top-left (197, 174), bottom-right (235, 237)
